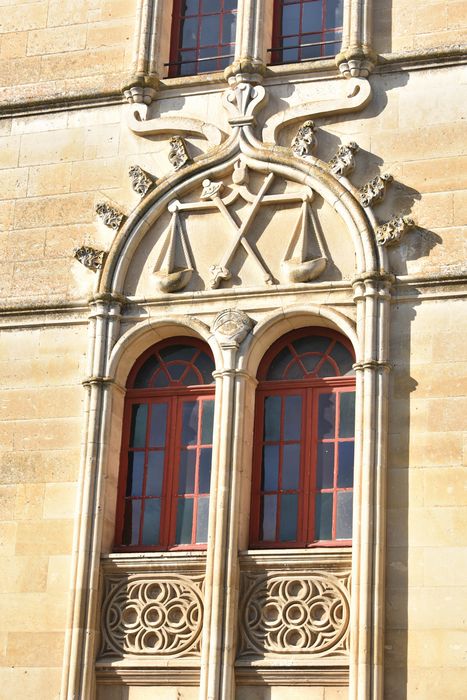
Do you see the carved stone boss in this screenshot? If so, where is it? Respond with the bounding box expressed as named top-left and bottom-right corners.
top-left (99, 573), bottom-right (204, 659)
top-left (238, 571), bottom-right (350, 659)
top-left (129, 165), bottom-right (153, 197)
top-left (96, 201), bottom-right (125, 230)
top-left (73, 246), bottom-right (105, 271)
top-left (376, 215), bottom-right (415, 247)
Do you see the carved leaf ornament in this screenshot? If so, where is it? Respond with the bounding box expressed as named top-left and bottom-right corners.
top-left (100, 574), bottom-right (204, 659)
top-left (239, 572), bottom-right (350, 658)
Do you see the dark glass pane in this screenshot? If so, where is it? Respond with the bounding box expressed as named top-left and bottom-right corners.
top-left (326, 0), bottom-right (343, 28)
top-left (339, 391), bottom-right (355, 437)
top-left (316, 442), bottom-right (334, 489)
top-left (293, 335), bottom-right (331, 356)
top-left (262, 445), bottom-right (279, 491)
top-left (182, 401), bottom-right (199, 445)
top-left (167, 362), bottom-right (188, 381)
top-left (330, 341), bottom-right (354, 376)
top-left (282, 2), bottom-right (300, 35)
top-left (338, 442), bottom-right (354, 488)
top-left (318, 393), bottom-right (336, 438)
top-left (224, 0), bottom-right (237, 9)
top-left (222, 12), bottom-right (236, 44)
top-left (279, 494), bottom-right (298, 541)
top-left (260, 494), bottom-right (277, 541)
top-left (175, 497), bottom-right (194, 544)
top-left (199, 448), bottom-right (212, 493)
top-left (146, 451), bottom-right (164, 497)
top-left (202, 0), bottom-right (221, 11)
top-left (149, 403), bottom-right (167, 448)
top-left (133, 355), bottom-right (159, 388)
top-left (302, 0), bottom-right (323, 32)
top-left (181, 17), bottom-right (198, 48)
top-left (264, 396), bottom-right (281, 441)
top-left (182, 368), bottom-right (199, 385)
top-left (153, 369), bottom-right (170, 387)
top-left (283, 395), bottom-right (302, 440)
top-left (267, 346), bottom-right (293, 379)
top-left (196, 496), bottom-right (209, 543)
top-left (201, 400), bottom-right (215, 444)
top-left (324, 38), bottom-right (340, 56)
top-left (317, 360), bottom-right (337, 377)
top-left (336, 491), bottom-right (353, 539)
top-left (179, 449), bottom-right (196, 494)
top-left (181, 0), bottom-right (199, 15)
top-left (218, 55), bottom-right (231, 68)
top-left (122, 499), bottom-right (141, 545)
top-left (200, 14), bottom-right (219, 44)
top-left (126, 452), bottom-right (145, 497)
top-left (282, 444), bottom-right (300, 490)
top-left (315, 492), bottom-right (333, 540)
top-left (284, 359), bottom-right (305, 379)
top-left (194, 351), bottom-right (215, 383)
top-left (130, 404), bottom-right (147, 447)
top-left (200, 58), bottom-right (218, 72)
top-left (141, 499), bottom-right (161, 545)
top-left (159, 344), bottom-right (196, 363)
top-left (282, 47), bottom-right (299, 63)
top-left (301, 353), bottom-right (321, 373)
top-left (301, 42), bottom-right (321, 60)
top-left (180, 60), bottom-right (197, 76)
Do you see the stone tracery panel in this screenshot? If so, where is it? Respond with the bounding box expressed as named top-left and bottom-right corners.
top-left (99, 572), bottom-right (204, 660)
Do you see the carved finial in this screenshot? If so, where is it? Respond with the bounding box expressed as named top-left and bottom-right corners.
top-left (211, 309), bottom-right (254, 347)
top-left (329, 142), bottom-right (359, 177)
top-left (291, 120), bottom-right (316, 158)
top-left (376, 215), bottom-right (415, 247)
top-left (201, 179), bottom-right (224, 200)
top-left (232, 160), bottom-right (249, 185)
top-left (168, 136), bottom-right (190, 171)
top-left (73, 246), bottom-right (106, 271)
top-left (95, 202), bottom-right (124, 230)
top-left (359, 174), bottom-right (393, 208)
top-left (128, 165), bottom-right (153, 197)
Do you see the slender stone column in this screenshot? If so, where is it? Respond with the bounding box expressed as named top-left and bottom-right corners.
top-left (224, 0), bottom-right (267, 83)
top-left (349, 274), bottom-right (392, 700)
top-left (336, 0), bottom-right (376, 77)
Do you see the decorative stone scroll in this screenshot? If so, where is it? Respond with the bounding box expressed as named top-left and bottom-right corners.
top-left (359, 174), bottom-right (393, 208)
top-left (168, 136), bottom-right (190, 171)
top-left (129, 165), bottom-right (153, 197)
top-left (99, 573), bottom-right (204, 659)
top-left (73, 246), bottom-right (105, 271)
top-left (238, 571), bottom-right (350, 658)
top-left (376, 215), bottom-right (415, 247)
top-left (211, 309), bottom-right (254, 347)
top-left (291, 120), bottom-right (316, 158)
top-left (95, 202), bottom-right (125, 230)
top-left (329, 142), bottom-right (359, 177)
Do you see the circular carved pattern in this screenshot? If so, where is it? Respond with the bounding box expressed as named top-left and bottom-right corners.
top-left (100, 575), bottom-right (203, 658)
top-left (241, 574), bottom-right (350, 656)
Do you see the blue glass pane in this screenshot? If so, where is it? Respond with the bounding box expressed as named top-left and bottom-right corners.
top-left (149, 403), bottom-right (167, 448)
top-left (302, 0), bottom-right (323, 32)
top-left (260, 494), bottom-right (277, 541)
top-left (292, 335), bottom-right (331, 355)
top-left (130, 404), bottom-right (147, 447)
top-left (267, 346), bottom-right (293, 379)
top-left (316, 443), bottom-right (334, 489)
top-left (146, 451), bottom-right (164, 497)
top-left (282, 444), bottom-right (300, 490)
top-left (168, 362), bottom-right (188, 380)
top-left (199, 448), bottom-right (212, 493)
top-left (202, 0), bottom-right (221, 11)
top-left (222, 12), bottom-right (236, 43)
top-left (123, 499), bottom-right (141, 545)
top-left (339, 392), bottom-right (355, 437)
top-left (318, 393), bottom-right (336, 438)
top-left (182, 401), bottom-right (199, 445)
top-left (181, 17), bottom-right (198, 48)
top-left (301, 43), bottom-right (321, 60)
top-left (181, 0), bottom-right (199, 15)
top-left (279, 494), bottom-right (298, 541)
top-left (153, 369), bottom-right (170, 387)
top-left (264, 396), bottom-right (281, 441)
top-left (315, 492), bottom-right (333, 540)
top-left (284, 360), bottom-right (306, 379)
top-left (141, 499), bottom-right (161, 545)
top-left (301, 354), bottom-right (321, 373)
top-left (201, 400), bottom-right (215, 443)
top-left (317, 360), bottom-right (337, 377)
top-left (133, 355), bottom-right (159, 388)
top-left (179, 449), bottom-right (196, 494)
top-left (194, 351), bottom-right (215, 383)
top-left (126, 452), bottom-right (145, 496)
top-left (326, 0), bottom-right (343, 28)
top-left (196, 496), bottom-right (209, 543)
top-left (159, 344), bottom-right (196, 362)
top-left (338, 442), bottom-right (354, 488)
top-left (175, 498), bottom-right (194, 544)
top-left (224, 0), bottom-right (237, 9)
top-left (262, 445), bottom-right (279, 491)
top-left (282, 3), bottom-right (300, 35)
top-left (330, 341), bottom-right (354, 376)
top-left (283, 395), bottom-right (302, 440)
top-left (336, 491), bottom-right (353, 539)
top-left (200, 14), bottom-right (219, 44)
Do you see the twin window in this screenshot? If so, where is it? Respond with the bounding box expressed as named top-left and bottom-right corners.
top-left (115, 329), bottom-right (355, 552)
top-left (167, 0), bottom-right (344, 78)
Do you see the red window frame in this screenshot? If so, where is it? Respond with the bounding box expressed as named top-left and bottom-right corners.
top-left (167, 0), bottom-right (238, 78)
top-left (249, 328), bottom-right (355, 549)
top-left (114, 338), bottom-right (215, 552)
top-left (270, 0), bottom-right (343, 65)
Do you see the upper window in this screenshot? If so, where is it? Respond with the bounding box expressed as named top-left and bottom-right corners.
top-left (270, 0), bottom-right (343, 64)
top-left (115, 339), bottom-right (215, 551)
top-left (250, 328), bottom-right (355, 548)
top-left (167, 0), bottom-right (238, 77)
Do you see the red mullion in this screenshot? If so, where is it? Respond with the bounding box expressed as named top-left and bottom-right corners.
top-left (260, 375), bottom-right (354, 393)
top-left (321, 0), bottom-right (327, 56)
top-left (168, 0), bottom-right (184, 78)
top-left (271, 0), bottom-right (283, 65)
top-left (190, 397), bottom-right (203, 546)
top-left (136, 399), bottom-right (156, 546)
top-left (249, 393), bottom-right (266, 545)
top-left (312, 339), bottom-right (336, 376)
top-left (305, 385), bottom-right (319, 544)
top-left (114, 396), bottom-right (134, 546)
top-left (330, 389), bottom-right (340, 541)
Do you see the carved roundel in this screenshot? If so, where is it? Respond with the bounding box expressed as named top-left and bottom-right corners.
top-left (100, 574), bottom-right (204, 658)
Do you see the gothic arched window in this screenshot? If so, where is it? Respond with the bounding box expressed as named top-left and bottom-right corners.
top-left (250, 328), bottom-right (355, 548)
top-left (115, 338), bottom-right (215, 551)
top-left (270, 0), bottom-right (344, 64)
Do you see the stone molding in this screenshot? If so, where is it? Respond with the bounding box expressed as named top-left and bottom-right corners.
top-left (211, 309), bottom-right (255, 347)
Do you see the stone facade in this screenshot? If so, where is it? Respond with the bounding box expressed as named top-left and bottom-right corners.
top-left (0, 2), bottom-right (466, 699)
